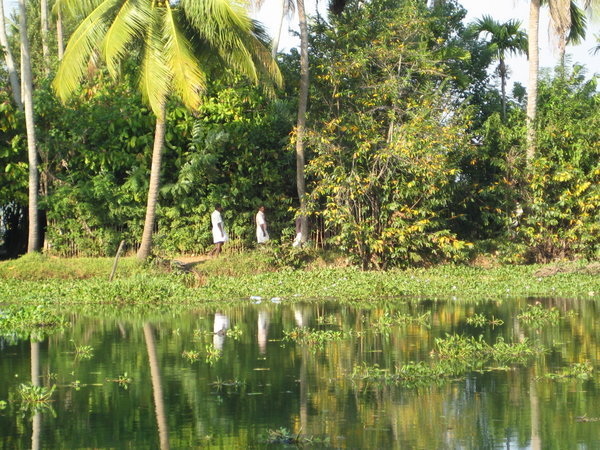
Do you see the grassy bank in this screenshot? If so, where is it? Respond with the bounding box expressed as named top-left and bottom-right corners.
top-left (1, 253), bottom-right (599, 310)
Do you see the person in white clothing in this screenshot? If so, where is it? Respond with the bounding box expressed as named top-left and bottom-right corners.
top-left (209, 204), bottom-right (227, 257)
top-left (256, 205), bottom-right (269, 244)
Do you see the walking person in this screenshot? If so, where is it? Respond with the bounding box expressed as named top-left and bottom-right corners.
top-left (209, 204), bottom-right (227, 257)
top-left (256, 205), bottom-right (269, 244)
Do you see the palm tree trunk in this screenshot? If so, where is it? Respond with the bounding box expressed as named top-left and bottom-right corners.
top-left (0, 0), bottom-right (22, 110)
top-left (19, 0), bottom-right (40, 253)
top-left (137, 107), bottom-right (167, 259)
top-left (40, 0), bottom-right (50, 74)
top-left (499, 58), bottom-right (507, 121)
top-left (296, 0), bottom-right (309, 243)
top-left (143, 323), bottom-right (170, 450)
top-left (526, 0), bottom-right (540, 165)
top-left (271, 0), bottom-right (287, 58)
top-left (56, 8), bottom-right (64, 61)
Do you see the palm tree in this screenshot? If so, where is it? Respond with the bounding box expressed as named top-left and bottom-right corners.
top-left (473, 16), bottom-right (528, 121)
top-left (54, 0), bottom-right (281, 259)
top-left (0, 0), bottom-right (22, 109)
top-left (41, 0), bottom-right (50, 73)
top-left (19, 0), bottom-right (40, 253)
top-left (526, 0), bottom-right (594, 163)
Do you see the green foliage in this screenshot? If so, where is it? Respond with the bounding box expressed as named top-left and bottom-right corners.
top-left (545, 361), bottom-right (594, 381)
top-left (517, 303), bottom-right (561, 327)
top-left (18, 383), bottom-right (56, 411)
top-left (519, 68), bottom-right (600, 262)
top-left (306, 0), bottom-right (472, 269)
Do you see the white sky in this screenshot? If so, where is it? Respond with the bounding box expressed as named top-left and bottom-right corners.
top-left (253, 0), bottom-right (599, 88)
top-left (2, 0), bottom-right (598, 88)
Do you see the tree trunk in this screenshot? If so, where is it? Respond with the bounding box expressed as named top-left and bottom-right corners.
top-left (499, 58), bottom-right (507, 121)
top-left (19, 0), bottom-right (40, 253)
top-left (143, 323), bottom-right (170, 450)
top-left (526, 0), bottom-right (540, 165)
top-left (137, 107), bottom-right (167, 259)
top-left (296, 0), bottom-right (309, 243)
top-left (271, 0), bottom-right (287, 58)
top-left (40, 0), bottom-right (50, 74)
top-left (56, 8), bottom-right (64, 61)
top-left (0, 0), bottom-right (22, 110)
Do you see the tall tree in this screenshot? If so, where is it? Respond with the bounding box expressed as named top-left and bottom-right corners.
top-left (254, 0), bottom-right (346, 244)
top-left (295, 0), bottom-right (309, 243)
top-left (19, 0), bottom-right (40, 252)
top-left (0, 0), bottom-right (22, 109)
top-left (473, 16), bottom-right (527, 120)
top-left (54, 0), bottom-right (281, 259)
top-left (40, 0), bottom-right (50, 73)
top-left (526, 0), bottom-right (540, 164)
top-left (526, 0), bottom-right (593, 163)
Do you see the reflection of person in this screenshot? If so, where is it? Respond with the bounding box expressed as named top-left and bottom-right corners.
top-left (256, 206), bottom-right (269, 244)
top-left (209, 204), bottom-right (227, 257)
top-left (213, 313), bottom-right (230, 351)
top-left (293, 216), bottom-right (302, 247)
top-left (258, 310), bottom-right (269, 354)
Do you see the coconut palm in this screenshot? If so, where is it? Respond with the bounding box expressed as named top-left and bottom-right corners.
top-left (54, 0), bottom-right (281, 259)
top-left (526, 0), bottom-right (592, 164)
top-left (18, 0), bottom-right (40, 253)
top-left (473, 16), bottom-right (527, 121)
top-left (254, 0), bottom-right (346, 244)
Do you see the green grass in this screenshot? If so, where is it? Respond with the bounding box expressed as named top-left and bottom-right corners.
top-left (0, 253), bottom-right (146, 280)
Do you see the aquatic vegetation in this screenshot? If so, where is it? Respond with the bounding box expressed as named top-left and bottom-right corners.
top-left (210, 378), bottom-right (245, 390)
top-left (0, 304), bottom-right (68, 341)
top-left (73, 342), bottom-right (94, 360)
top-left (466, 313), bottom-right (504, 328)
top-left (18, 383), bottom-right (56, 409)
top-left (0, 400), bottom-right (6, 410)
top-left (517, 303), bottom-right (561, 327)
top-left (205, 345), bottom-right (222, 364)
top-left (182, 350), bottom-right (201, 362)
top-left (262, 428), bottom-right (329, 446)
top-left (283, 328), bottom-right (344, 349)
top-left (225, 325), bottom-right (243, 339)
top-left (545, 361), bottom-right (594, 381)
top-left (371, 311), bottom-right (431, 332)
top-left (107, 373), bottom-right (132, 389)
top-left (354, 334), bottom-right (545, 388)
top-left (316, 314), bottom-right (338, 325)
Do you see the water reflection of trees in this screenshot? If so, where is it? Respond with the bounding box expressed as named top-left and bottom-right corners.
top-left (2, 298), bottom-right (600, 447)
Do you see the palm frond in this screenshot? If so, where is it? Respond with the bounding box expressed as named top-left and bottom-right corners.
top-left (162, 4), bottom-right (206, 111)
top-left (52, 0), bottom-right (104, 19)
top-left (139, 13), bottom-right (171, 117)
top-left (53, 0), bottom-right (121, 102)
top-left (103, 0), bottom-right (151, 78)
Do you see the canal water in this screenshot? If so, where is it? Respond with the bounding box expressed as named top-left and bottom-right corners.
top-left (1, 298), bottom-right (599, 448)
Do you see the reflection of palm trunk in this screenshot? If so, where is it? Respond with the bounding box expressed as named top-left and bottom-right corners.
top-left (529, 371), bottom-right (541, 450)
top-left (31, 341), bottom-right (41, 450)
top-left (299, 348), bottom-right (308, 433)
top-left (143, 323), bottom-right (170, 450)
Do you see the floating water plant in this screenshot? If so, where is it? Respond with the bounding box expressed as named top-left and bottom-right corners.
top-left (466, 313), bottom-right (504, 328)
top-left (18, 383), bottom-right (56, 409)
top-left (517, 303), bottom-right (560, 327)
top-left (73, 343), bottom-right (94, 360)
top-left (205, 345), bottom-right (222, 365)
top-left (107, 373), bottom-right (132, 389)
top-left (182, 350), bottom-right (201, 362)
top-left (283, 328), bottom-right (344, 349)
top-left (545, 361), bottom-right (594, 381)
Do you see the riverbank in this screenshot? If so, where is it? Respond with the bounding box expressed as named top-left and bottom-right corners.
top-left (1, 253), bottom-right (599, 309)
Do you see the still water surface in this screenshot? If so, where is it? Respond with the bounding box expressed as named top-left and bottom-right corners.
top-left (1, 298), bottom-right (599, 448)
